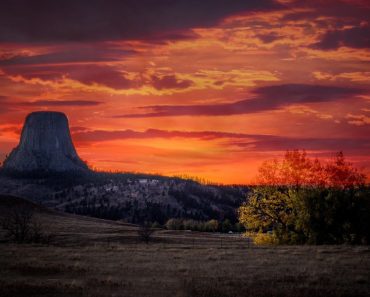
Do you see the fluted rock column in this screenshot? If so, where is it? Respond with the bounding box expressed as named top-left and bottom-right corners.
top-left (3, 111), bottom-right (88, 172)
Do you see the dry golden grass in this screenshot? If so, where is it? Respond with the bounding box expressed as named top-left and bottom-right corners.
top-left (1, 242), bottom-right (370, 297)
top-left (0, 202), bottom-right (369, 297)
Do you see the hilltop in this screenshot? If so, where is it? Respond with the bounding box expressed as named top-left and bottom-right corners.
top-left (0, 171), bottom-right (248, 225)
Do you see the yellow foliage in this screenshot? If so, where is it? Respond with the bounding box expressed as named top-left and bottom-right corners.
top-left (247, 231), bottom-right (278, 245)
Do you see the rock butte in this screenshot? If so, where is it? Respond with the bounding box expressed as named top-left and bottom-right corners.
top-left (3, 111), bottom-right (88, 172)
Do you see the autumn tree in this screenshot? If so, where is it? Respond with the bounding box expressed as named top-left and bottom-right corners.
top-left (239, 150), bottom-right (369, 244)
top-left (205, 219), bottom-right (219, 232)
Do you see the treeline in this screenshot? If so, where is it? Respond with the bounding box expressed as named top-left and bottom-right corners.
top-left (165, 218), bottom-right (245, 233)
top-left (0, 168), bottom-right (171, 188)
top-left (1, 167), bottom-right (247, 225)
top-left (61, 180), bottom-right (246, 224)
top-left (239, 151), bottom-right (370, 245)
top-left (65, 200), bottom-right (243, 228)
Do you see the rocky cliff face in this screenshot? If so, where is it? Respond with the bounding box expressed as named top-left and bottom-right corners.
top-left (3, 111), bottom-right (88, 172)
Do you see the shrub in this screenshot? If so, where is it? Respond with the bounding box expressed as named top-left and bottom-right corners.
top-left (137, 222), bottom-right (155, 244)
top-left (165, 218), bottom-right (183, 230)
top-left (0, 206), bottom-right (53, 244)
top-left (246, 230), bottom-right (278, 245)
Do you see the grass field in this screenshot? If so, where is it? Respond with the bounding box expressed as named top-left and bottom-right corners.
top-left (0, 196), bottom-right (369, 297)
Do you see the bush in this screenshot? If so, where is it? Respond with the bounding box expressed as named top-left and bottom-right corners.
top-left (205, 219), bottom-right (219, 232)
top-left (165, 218), bottom-right (245, 233)
top-left (165, 218), bottom-right (184, 230)
top-left (0, 206), bottom-right (53, 244)
top-left (151, 221), bottom-right (162, 229)
top-left (137, 222), bottom-right (155, 244)
top-left (247, 230), bottom-right (278, 245)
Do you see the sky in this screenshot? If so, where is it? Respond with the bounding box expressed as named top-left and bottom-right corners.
top-left (0, 0), bottom-right (369, 184)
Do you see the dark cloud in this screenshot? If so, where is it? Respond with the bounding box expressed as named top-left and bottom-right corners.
top-left (253, 84), bottom-right (363, 102)
top-left (66, 66), bottom-right (137, 89)
top-left (73, 128), bottom-right (251, 143)
top-left (281, 0), bottom-right (370, 21)
top-left (17, 100), bottom-right (104, 107)
top-left (0, 47), bottom-right (135, 66)
top-left (151, 75), bottom-right (193, 90)
top-left (231, 136), bottom-right (370, 153)
top-left (0, 97), bottom-right (103, 114)
top-left (72, 127), bottom-right (370, 154)
top-left (312, 25), bottom-right (370, 50)
top-left (0, 0), bottom-right (282, 43)
top-left (134, 31), bottom-right (199, 45)
top-left (2, 65), bottom-right (65, 81)
top-left (256, 32), bottom-right (280, 43)
top-left (2, 65), bottom-right (138, 89)
top-left (115, 84), bottom-right (365, 118)
top-left (2, 64), bottom-right (195, 90)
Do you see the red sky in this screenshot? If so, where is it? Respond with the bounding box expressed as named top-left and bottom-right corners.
top-left (0, 0), bottom-right (369, 184)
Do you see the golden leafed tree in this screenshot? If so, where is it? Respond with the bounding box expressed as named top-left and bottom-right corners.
top-left (239, 150), bottom-right (368, 245)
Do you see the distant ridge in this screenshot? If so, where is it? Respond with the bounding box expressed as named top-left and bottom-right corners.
top-left (0, 194), bottom-right (47, 214)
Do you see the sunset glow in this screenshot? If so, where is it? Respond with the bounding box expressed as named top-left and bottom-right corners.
top-left (0, 0), bottom-right (369, 184)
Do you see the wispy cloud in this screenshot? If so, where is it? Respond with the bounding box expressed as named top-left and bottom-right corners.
top-left (72, 127), bottom-right (370, 154)
top-left (0, 47), bottom-right (135, 66)
top-left (114, 84), bottom-right (365, 118)
top-left (17, 100), bottom-right (104, 107)
top-left (312, 24), bottom-right (370, 50)
top-left (346, 113), bottom-right (370, 126)
top-left (0, 97), bottom-right (104, 113)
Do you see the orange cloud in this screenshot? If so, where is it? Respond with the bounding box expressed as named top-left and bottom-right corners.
top-left (0, 0), bottom-right (369, 183)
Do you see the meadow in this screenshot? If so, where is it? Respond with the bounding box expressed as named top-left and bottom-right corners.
top-left (0, 205), bottom-right (369, 297)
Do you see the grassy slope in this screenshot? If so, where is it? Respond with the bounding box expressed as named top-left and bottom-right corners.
top-left (0, 195), bottom-right (369, 297)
